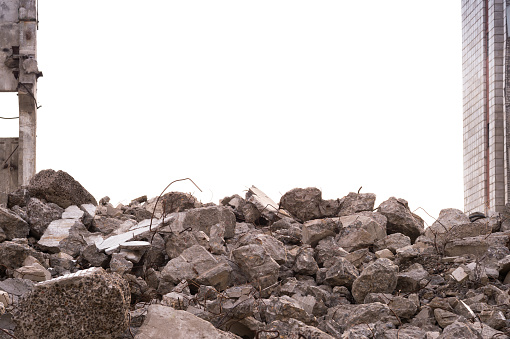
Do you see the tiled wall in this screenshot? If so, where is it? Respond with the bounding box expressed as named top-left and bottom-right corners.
top-left (462, 0), bottom-right (506, 213)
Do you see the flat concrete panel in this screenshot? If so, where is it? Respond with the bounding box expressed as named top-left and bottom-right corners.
top-left (0, 0), bottom-right (20, 22)
top-left (0, 22), bottom-right (19, 92)
top-left (0, 0), bottom-right (20, 92)
top-left (0, 138), bottom-right (19, 205)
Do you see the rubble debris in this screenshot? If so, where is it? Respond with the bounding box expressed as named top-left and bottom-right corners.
top-left (2, 170), bottom-right (510, 338)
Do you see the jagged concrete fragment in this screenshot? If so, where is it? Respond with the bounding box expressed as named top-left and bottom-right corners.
top-left (325, 302), bottom-right (400, 332)
top-left (237, 232), bottom-right (287, 264)
top-left (338, 192), bottom-right (376, 216)
top-left (263, 318), bottom-right (334, 339)
top-left (0, 279), bottom-right (34, 305)
top-left (293, 247), bottom-right (319, 275)
top-left (324, 257), bottom-right (359, 288)
top-left (26, 198), bottom-right (63, 238)
top-left (0, 205), bottom-right (29, 240)
top-left (14, 267), bottom-right (130, 339)
top-left (36, 219), bottom-right (77, 250)
top-left (279, 187), bottom-right (326, 221)
top-left (135, 304), bottom-right (240, 339)
top-left (437, 321), bottom-right (482, 338)
top-left (13, 257), bottom-right (51, 282)
top-left (351, 258), bottom-right (399, 303)
top-left (37, 219), bottom-right (86, 254)
top-left (396, 263), bottom-right (429, 293)
top-left (110, 253), bottom-right (133, 274)
top-left (336, 214), bottom-right (386, 252)
top-left (451, 266), bottom-right (469, 282)
top-left (0, 241), bottom-right (46, 271)
top-left (247, 186), bottom-right (292, 221)
top-left (375, 248), bottom-right (394, 259)
top-left (161, 245), bottom-right (232, 291)
top-left (378, 197), bottom-right (424, 242)
top-left (434, 308), bottom-right (466, 328)
top-left (315, 237), bottom-right (348, 267)
top-left (375, 232), bottom-right (411, 253)
top-left (443, 236), bottom-right (490, 257)
top-left (232, 244), bottom-right (280, 291)
top-left (27, 170), bottom-right (98, 208)
top-left (167, 205), bottom-right (236, 238)
top-left (92, 216), bottom-right (123, 235)
top-left (80, 244), bottom-right (108, 267)
top-left (302, 218), bottom-right (341, 247)
top-left (262, 295), bottom-right (317, 325)
top-left (0, 292), bottom-right (10, 306)
top-left (61, 205), bottom-right (84, 219)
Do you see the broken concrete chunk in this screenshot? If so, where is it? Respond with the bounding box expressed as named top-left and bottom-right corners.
top-left (263, 318), bottom-right (334, 339)
top-left (262, 295), bottom-right (317, 325)
top-left (293, 247), bottom-right (319, 275)
top-left (135, 304), bottom-right (239, 339)
top-left (27, 169), bottom-right (98, 209)
top-left (37, 219), bottom-right (81, 253)
top-left (377, 197), bottom-right (424, 242)
top-left (209, 223), bottom-right (227, 255)
top-left (80, 244), bottom-right (108, 267)
top-left (161, 245), bottom-right (232, 291)
top-left (0, 291), bottom-right (10, 306)
top-left (26, 198), bottom-right (63, 238)
top-left (338, 192), bottom-right (376, 216)
top-left (247, 186), bottom-right (292, 221)
top-left (169, 205), bottom-right (236, 238)
top-left (237, 232), bottom-right (287, 264)
top-left (324, 257), bottom-right (359, 288)
top-left (279, 187), bottom-right (326, 222)
top-left (92, 216), bottom-right (123, 235)
top-left (336, 214), bottom-right (386, 252)
top-left (14, 267), bottom-right (130, 339)
top-left (451, 266), bottom-right (469, 282)
top-left (61, 205), bottom-right (84, 220)
top-left (326, 302), bottom-right (400, 332)
top-left (110, 253), bottom-right (133, 274)
top-left (232, 244), bottom-right (280, 291)
top-left (396, 263), bottom-right (429, 293)
top-left (13, 262), bottom-right (51, 282)
top-left (437, 320), bottom-right (483, 339)
top-left (351, 258), bottom-right (399, 303)
top-left (375, 248), bottom-right (395, 259)
top-left (302, 218), bottom-right (341, 247)
top-left (0, 205), bottom-right (29, 240)
top-left (434, 308), bottom-right (466, 328)
top-left (0, 241), bottom-right (46, 271)
top-left (375, 232), bottom-right (411, 253)
top-left (315, 237), bottom-right (348, 267)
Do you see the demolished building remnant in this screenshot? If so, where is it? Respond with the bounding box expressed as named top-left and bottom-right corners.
top-left (0, 0), bottom-right (41, 205)
top-left (1, 170), bottom-right (510, 338)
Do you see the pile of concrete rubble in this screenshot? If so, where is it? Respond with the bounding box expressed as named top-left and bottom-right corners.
top-left (1, 170), bottom-right (510, 338)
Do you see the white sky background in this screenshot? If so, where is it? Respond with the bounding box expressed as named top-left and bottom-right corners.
top-left (0, 1), bottom-right (464, 226)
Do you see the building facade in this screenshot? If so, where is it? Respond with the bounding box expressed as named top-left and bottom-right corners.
top-left (462, 0), bottom-right (507, 213)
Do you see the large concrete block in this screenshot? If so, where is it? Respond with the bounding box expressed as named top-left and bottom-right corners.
top-left (28, 170), bottom-right (97, 209)
top-left (14, 267), bottom-right (130, 339)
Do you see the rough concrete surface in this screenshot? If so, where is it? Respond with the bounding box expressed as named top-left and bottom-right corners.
top-left (0, 169), bottom-right (508, 339)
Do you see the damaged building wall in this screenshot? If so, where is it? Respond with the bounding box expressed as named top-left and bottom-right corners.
top-left (0, 0), bottom-right (39, 203)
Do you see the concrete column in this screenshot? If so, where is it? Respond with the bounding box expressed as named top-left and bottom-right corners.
top-left (17, 0), bottom-right (38, 186)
